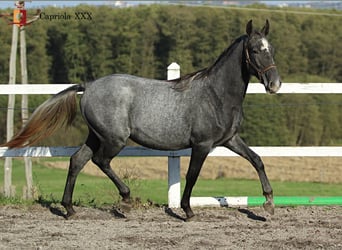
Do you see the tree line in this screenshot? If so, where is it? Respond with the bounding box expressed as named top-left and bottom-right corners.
top-left (0, 4), bottom-right (341, 146)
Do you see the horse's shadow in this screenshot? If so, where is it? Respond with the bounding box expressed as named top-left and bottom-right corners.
top-left (164, 207), bottom-right (267, 222)
top-left (35, 197), bottom-right (66, 218)
top-left (238, 208), bottom-right (267, 222)
top-left (37, 196), bottom-right (266, 222)
top-left (48, 206), bottom-right (67, 218)
top-left (39, 202), bottom-right (128, 220)
top-left (164, 207), bottom-right (186, 221)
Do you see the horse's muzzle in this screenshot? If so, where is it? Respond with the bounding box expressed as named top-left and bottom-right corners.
top-left (267, 78), bottom-right (282, 94)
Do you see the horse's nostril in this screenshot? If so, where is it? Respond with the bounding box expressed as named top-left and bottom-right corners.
top-left (267, 80), bottom-right (281, 94)
top-left (269, 81), bottom-right (274, 89)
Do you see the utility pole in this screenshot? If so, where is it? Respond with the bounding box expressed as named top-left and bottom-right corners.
top-left (20, 14), bottom-right (32, 199)
top-left (4, 16), bottom-right (18, 198)
top-left (1, 1), bottom-right (40, 198)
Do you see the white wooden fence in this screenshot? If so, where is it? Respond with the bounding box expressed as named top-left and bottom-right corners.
top-left (2, 82), bottom-right (342, 95)
top-left (1, 67), bottom-right (342, 207)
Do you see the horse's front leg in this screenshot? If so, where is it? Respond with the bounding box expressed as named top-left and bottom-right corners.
top-left (181, 145), bottom-right (210, 220)
top-left (225, 134), bottom-right (274, 215)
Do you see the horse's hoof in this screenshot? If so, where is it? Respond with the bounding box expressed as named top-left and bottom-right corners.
top-left (263, 201), bottom-right (275, 215)
top-left (184, 210), bottom-right (195, 222)
top-left (63, 206), bottom-right (76, 219)
top-left (65, 210), bottom-right (76, 220)
top-left (119, 200), bottom-right (132, 213)
top-left (185, 214), bottom-right (197, 222)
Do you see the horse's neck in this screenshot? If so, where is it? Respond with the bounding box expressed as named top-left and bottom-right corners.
top-left (207, 40), bottom-right (249, 102)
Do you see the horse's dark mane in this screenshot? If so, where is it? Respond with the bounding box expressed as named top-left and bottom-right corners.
top-left (170, 35), bottom-right (248, 91)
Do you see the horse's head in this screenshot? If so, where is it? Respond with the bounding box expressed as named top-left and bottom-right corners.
top-left (245, 20), bottom-right (282, 94)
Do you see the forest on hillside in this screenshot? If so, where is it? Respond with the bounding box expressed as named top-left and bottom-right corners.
top-left (0, 4), bottom-right (341, 146)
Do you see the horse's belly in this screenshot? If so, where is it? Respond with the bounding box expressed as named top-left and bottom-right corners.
top-left (130, 124), bottom-right (191, 150)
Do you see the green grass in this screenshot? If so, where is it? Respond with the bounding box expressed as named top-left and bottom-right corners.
top-left (192, 178), bottom-right (342, 198)
top-left (1, 159), bottom-right (342, 206)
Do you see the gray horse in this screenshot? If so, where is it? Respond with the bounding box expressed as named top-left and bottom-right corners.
top-left (3, 20), bottom-right (281, 220)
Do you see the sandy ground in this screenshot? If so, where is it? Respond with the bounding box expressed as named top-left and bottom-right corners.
top-left (0, 204), bottom-right (341, 249)
top-left (3, 156), bottom-right (339, 249)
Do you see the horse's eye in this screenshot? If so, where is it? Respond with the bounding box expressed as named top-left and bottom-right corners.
top-left (252, 49), bottom-right (259, 54)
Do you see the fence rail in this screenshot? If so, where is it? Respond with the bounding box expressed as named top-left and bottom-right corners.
top-left (1, 82), bottom-right (342, 208)
top-left (1, 146), bottom-right (342, 158)
top-left (1, 83), bottom-right (342, 94)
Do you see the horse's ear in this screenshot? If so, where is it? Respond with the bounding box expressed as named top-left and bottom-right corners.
top-left (246, 20), bottom-right (253, 36)
top-left (261, 19), bottom-right (270, 36)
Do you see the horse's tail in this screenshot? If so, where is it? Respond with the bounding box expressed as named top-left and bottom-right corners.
top-left (2, 84), bottom-right (85, 148)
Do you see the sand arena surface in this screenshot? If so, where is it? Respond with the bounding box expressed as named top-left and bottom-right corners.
top-left (4, 156), bottom-right (338, 249)
top-left (0, 205), bottom-right (341, 249)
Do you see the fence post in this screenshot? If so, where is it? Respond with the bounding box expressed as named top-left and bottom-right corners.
top-left (168, 156), bottom-right (181, 208)
top-left (167, 62), bottom-right (180, 81)
top-left (4, 23), bottom-right (19, 197)
top-left (167, 62), bottom-right (181, 208)
top-left (20, 25), bottom-right (34, 199)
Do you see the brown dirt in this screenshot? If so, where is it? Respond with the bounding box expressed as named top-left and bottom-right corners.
top-left (43, 157), bottom-right (342, 183)
top-left (0, 204), bottom-right (341, 249)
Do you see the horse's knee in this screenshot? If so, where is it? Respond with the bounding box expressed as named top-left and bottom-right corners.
top-left (249, 154), bottom-right (265, 173)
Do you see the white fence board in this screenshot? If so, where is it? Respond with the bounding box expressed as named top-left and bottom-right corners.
top-left (247, 83), bottom-right (342, 94)
top-left (1, 83), bottom-right (341, 95)
top-left (1, 146), bottom-right (341, 158)
top-left (209, 146), bottom-right (342, 157)
top-left (0, 84), bottom-right (76, 95)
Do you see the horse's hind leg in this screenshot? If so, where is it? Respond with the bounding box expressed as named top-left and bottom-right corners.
top-left (62, 143), bottom-right (95, 218)
top-left (225, 134), bottom-right (274, 215)
top-left (92, 143), bottom-right (131, 211)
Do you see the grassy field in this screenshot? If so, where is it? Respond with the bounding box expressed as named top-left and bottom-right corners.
top-left (1, 159), bottom-right (342, 206)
